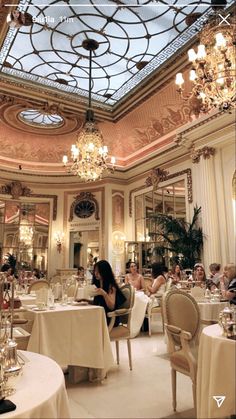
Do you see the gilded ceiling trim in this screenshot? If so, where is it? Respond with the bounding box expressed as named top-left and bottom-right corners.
top-left (129, 168), bottom-right (193, 217)
top-left (0, 180), bottom-right (58, 220)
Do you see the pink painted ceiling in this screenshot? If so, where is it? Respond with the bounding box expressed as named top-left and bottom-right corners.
top-left (0, 77), bottom-right (191, 171)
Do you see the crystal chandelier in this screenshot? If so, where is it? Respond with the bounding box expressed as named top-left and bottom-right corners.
top-left (63, 39), bottom-right (115, 182)
top-left (175, 4), bottom-right (236, 117)
top-left (19, 222), bottom-right (34, 247)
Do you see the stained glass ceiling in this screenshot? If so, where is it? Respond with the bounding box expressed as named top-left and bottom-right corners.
top-left (0, 0), bottom-right (232, 109)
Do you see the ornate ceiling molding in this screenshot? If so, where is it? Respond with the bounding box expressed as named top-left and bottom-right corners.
top-left (0, 93), bottom-right (83, 134)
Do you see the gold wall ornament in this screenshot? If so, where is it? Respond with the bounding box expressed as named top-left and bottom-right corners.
top-left (145, 168), bottom-right (169, 189)
top-left (190, 146), bottom-right (216, 164)
top-left (0, 181), bottom-right (31, 200)
top-left (69, 191), bottom-right (99, 222)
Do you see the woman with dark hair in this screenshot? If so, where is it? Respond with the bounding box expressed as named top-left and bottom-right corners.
top-left (171, 264), bottom-right (183, 284)
top-left (125, 261), bottom-right (145, 290)
top-left (146, 263), bottom-right (166, 296)
top-left (93, 260), bottom-right (126, 325)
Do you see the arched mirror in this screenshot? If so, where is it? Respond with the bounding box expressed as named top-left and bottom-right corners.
top-left (0, 200), bottom-right (49, 273)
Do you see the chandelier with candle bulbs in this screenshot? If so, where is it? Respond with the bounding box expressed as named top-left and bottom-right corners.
top-left (19, 222), bottom-right (34, 247)
top-left (63, 39), bottom-right (115, 182)
top-left (175, 5), bottom-right (236, 117)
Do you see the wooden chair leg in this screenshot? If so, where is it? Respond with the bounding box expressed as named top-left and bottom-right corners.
top-left (148, 315), bottom-right (151, 336)
top-left (161, 306), bottom-right (164, 333)
top-left (115, 340), bottom-right (119, 365)
top-left (171, 368), bottom-right (177, 411)
top-left (127, 339), bottom-right (132, 371)
top-left (192, 381), bottom-right (197, 414)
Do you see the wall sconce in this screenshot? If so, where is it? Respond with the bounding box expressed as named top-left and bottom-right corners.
top-left (54, 231), bottom-right (64, 253)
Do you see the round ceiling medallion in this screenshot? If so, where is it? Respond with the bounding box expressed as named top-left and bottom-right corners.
top-left (18, 109), bottom-right (64, 128)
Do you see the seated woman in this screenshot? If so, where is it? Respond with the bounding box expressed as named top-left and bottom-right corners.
top-left (191, 263), bottom-right (206, 287)
top-left (220, 264), bottom-right (236, 305)
top-left (171, 264), bottom-right (183, 284)
top-left (76, 266), bottom-right (85, 281)
top-left (125, 262), bottom-right (145, 291)
top-left (93, 260), bottom-right (126, 325)
top-left (146, 263), bottom-right (166, 296)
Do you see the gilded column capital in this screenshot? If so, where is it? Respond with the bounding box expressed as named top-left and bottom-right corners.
top-left (191, 146), bottom-right (215, 164)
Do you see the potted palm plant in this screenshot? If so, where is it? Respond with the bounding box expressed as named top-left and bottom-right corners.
top-left (149, 206), bottom-right (203, 269)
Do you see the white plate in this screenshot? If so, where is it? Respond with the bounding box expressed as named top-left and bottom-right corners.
top-left (32, 307), bottom-right (47, 311)
top-left (72, 301), bottom-right (89, 306)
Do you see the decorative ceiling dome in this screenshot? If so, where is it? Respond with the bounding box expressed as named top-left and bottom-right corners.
top-left (18, 109), bottom-right (64, 128)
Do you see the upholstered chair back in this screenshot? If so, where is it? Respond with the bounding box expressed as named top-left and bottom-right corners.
top-left (118, 284), bottom-right (135, 325)
top-left (163, 289), bottom-right (201, 346)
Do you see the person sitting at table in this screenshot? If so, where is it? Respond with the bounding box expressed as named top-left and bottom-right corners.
top-left (206, 263), bottom-right (221, 290)
top-left (76, 266), bottom-right (84, 279)
top-left (220, 263), bottom-right (236, 305)
top-left (191, 263), bottom-right (206, 287)
top-left (170, 264), bottom-right (183, 284)
top-left (125, 261), bottom-right (145, 291)
top-left (93, 260), bottom-right (126, 325)
top-left (146, 262), bottom-right (166, 297)
top-left (32, 268), bottom-right (41, 280)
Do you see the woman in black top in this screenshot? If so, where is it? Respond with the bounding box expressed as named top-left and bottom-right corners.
top-left (93, 260), bottom-right (126, 325)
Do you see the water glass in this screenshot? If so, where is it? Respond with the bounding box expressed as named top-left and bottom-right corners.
top-left (47, 293), bottom-right (55, 309)
top-left (61, 293), bottom-right (68, 306)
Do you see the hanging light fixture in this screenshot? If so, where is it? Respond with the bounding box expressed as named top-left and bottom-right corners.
top-left (175, 3), bottom-right (236, 117)
top-left (63, 39), bottom-right (115, 182)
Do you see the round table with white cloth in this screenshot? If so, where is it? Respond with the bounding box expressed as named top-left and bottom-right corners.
top-left (130, 291), bottom-right (149, 338)
top-left (1, 351), bottom-right (71, 419)
top-left (197, 324), bottom-right (236, 418)
top-left (18, 294), bottom-right (37, 307)
top-left (197, 301), bottom-right (229, 322)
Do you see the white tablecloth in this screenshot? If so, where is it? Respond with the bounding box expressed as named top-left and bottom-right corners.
top-left (25, 304), bottom-right (114, 371)
top-left (197, 301), bottom-right (229, 321)
top-left (19, 294), bottom-right (37, 306)
top-left (197, 324), bottom-right (236, 418)
top-left (1, 351), bottom-right (70, 419)
top-left (130, 291), bottom-right (149, 338)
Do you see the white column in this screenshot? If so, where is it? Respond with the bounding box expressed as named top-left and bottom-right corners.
top-left (198, 155), bottom-right (221, 267)
top-left (214, 150), bottom-right (229, 266)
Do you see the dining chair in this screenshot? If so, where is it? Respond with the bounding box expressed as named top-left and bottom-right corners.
top-left (145, 295), bottom-right (164, 336)
top-left (13, 326), bottom-right (31, 350)
top-left (28, 280), bottom-right (50, 294)
top-left (66, 282), bottom-right (78, 298)
top-left (190, 286), bottom-right (205, 300)
top-left (107, 284), bottom-right (135, 370)
top-left (162, 289), bottom-right (201, 413)
top-left (145, 278), bottom-right (172, 336)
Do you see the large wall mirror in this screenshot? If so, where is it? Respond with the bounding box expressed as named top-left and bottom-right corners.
top-left (134, 179), bottom-right (186, 241)
top-left (0, 200), bottom-right (49, 273)
top-left (69, 229), bottom-right (99, 270)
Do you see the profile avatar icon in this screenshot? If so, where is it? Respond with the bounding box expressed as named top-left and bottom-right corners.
top-left (7, 10), bottom-right (32, 28)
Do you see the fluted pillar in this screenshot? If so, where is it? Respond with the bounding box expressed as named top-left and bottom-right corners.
top-left (192, 147), bottom-right (221, 268)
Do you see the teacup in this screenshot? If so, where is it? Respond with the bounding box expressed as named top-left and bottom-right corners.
top-left (37, 301), bottom-right (45, 310)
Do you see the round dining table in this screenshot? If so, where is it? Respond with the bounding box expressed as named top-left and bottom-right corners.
top-left (197, 324), bottom-right (236, 418)
top-left (1, 351), bottom-right (71, 418)
top-left (197, 300), bottom-right (229, 322)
